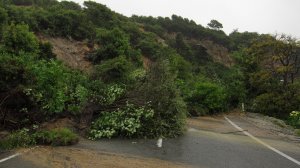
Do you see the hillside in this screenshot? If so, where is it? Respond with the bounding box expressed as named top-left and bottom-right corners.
top-left (0, 0), bottom-right (299, 149)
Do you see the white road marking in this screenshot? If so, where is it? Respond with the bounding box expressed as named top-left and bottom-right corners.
top-left (0, 153), bottom-right (20, 163)
top-left (0, 146), bottom-right (38, 163)
top-left (224, 116), bottom-right (300, 166)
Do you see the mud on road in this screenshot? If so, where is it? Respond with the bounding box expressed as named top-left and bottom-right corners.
top-left (2, 112), bottom-right (300, 168)
top-left (19, 147), bottom-right (189, 168)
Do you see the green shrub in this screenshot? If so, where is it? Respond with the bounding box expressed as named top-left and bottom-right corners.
top-left (252, 90), bottom-right (299, 119)
top-left (2, 23), bottom-right (39, 54)
top-left (38, 41), bottom-right (56, 60)
top-left (89, 103), bottom-right (154, 139)
top-left (288, 111), bottom-right (300, 128)
top-left (137, 59), bottom-right (187, 138)
top-left (90, 28), bottom-right (130, 63)
top-left (25, 60), bottom-right (89, 114)
top-left (187, 81), bottom-right (227, 115)
top-left (89, 81), bottom-right (125, 106)
top-left (93, 56), bottom-right (133, 83)
top-left (34, 128), bottom-right (78, 146)
top-left (0, 128), bottom-right (35, 150)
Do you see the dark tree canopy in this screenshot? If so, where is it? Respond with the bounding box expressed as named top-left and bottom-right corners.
top-left (207, 19), bottom-right (223, 30)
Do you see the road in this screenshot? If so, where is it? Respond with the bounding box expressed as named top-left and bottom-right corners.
top-left (1, 114), bottom-right (300, 168)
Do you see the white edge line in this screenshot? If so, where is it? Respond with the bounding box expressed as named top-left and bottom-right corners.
top-left (0, 153), bottom-right (21, 163)
top-left (0, 146), bottom-right (38, 164)
top-left (224, 116), bottom-right (300, 166)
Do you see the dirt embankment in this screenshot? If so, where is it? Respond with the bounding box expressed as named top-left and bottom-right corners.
top-left (198, 40), bottom-right (234, 67)
top-left (38, 36), bottom-right (94, 72)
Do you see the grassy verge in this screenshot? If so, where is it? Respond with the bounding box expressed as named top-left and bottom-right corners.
top-left (0, 128), bottom-right (78, 150)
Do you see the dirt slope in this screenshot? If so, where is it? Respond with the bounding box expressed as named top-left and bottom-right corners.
top-left (38, 36), bottom-right (93, 72)
top-left (198, 40), bottom-right (234, 67)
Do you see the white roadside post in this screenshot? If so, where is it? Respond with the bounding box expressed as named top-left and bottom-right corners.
top-left (242, 103), bottom-right (245, 112)
top-left (157, 138), bottom-right (163, 148)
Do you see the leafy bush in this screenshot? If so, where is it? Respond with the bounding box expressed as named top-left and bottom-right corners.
top-left (38, 41), bottom-right (55, 60)
top-left (137, 59), bottom-right (187, 138)
top-left (287, 111), bottom-right (300, 128)
top-left (0, 127), bottom-right (78, 149)
top-left (2, 23), bottom-right (39, 54)
top-left (93, 56), bottom-right (133, 83)
top-left (252, 93), bottom-right (282, 117)
top-left (25, 60), bottom-right (89, 114)
top-left (251, 84), bottom-right (300, 118)
top-left (0, 128), bottom-right (35, 150)
top-left (187, 81), bottom-right (227, 115)
top-left (34, 128), bottom-right (79, 146)
top-left (90, 28), bottom-right (130, 63)
top-left (89, 103), bottom-right (154, 139)
top-left (89, 81), bottom-right (125, 106)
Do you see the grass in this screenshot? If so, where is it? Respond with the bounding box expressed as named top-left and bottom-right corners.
top-left (0, 127), bottom-right (79, 150)
top-left (34, 128), bottom-right (79, 146)
top-left (0, 129), bottom-right (35, 150)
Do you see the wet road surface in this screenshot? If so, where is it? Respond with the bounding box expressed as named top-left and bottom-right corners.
top-left (1, 115), bottom-right (300, 168)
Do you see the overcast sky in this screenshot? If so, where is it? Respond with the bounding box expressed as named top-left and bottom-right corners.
top-left (69, 0), bottom-right (300, 38)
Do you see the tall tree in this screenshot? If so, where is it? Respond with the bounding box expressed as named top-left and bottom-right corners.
top-left (249, 34), bottom-right (300, 87)
top-left (207, 19), bottom-right (223, 30)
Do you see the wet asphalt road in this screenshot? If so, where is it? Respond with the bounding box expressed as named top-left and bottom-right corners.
top-left (1, 115), bottom-right (300, 168)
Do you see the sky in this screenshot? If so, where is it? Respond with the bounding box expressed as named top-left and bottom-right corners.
top-left (69, 0), bottom-right (300, 38)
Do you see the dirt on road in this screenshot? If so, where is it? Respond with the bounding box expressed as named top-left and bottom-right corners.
top-left (19, 147), bottom-right (189, 168)
top-left (5, 111), bottom-right (299, 168)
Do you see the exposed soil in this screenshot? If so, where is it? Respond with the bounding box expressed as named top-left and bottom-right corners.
top-left (188, 115), bottom-right (234, 133)
top-left (19, 147), bottom-right (189, 168)
top-left (39, 118), bottom-right (76, 131)
top-left (38, 35), bottom-right (93, 72)
top-left (199, 40), bottom-right (234, 67)
top-left (142, 55), bottom-right (152, 70)
top-left (242, 112), bottom-right (300, 141)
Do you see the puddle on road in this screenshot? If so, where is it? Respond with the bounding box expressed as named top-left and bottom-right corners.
top-left (20, 147), bottom-right (191, 168)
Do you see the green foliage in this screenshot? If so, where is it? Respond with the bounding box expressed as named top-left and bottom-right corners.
top-left (89, 103), bottom-right (154, 139)
top-left (229, 30), bottom-right (259, 50)
top-left (136, 35), bottom-right (161, 59)
top-left (2, 23), bottom-right (39, 54)
top-left (173, 33), bottom-right (194, 61)
top-left (83, 1), bottom-right (118, 28)
top-left (132, 14), bottom-right (231, 48)
top-left (169, 54), bottom-right (193, 80)
top-left (207, 19), bottom-right (223, 30)
top-left (93, 56), bottom-right (133, 83)
top-left (38, 41), bottom-right (55, 60)
top-left (288, 111), bottom-right (300, 128)
top-left (0, 128), bottom-right (35, 150)
top-left (251, 88), bottom-right (300, 118)
top-left (1, 0), bottom-right (299, 138)
top-left (91, 28), bottom-right (130, 63)
top-left (237, 35), bottom-right (300, 118)
top-left (0, 7), bottom-right (7, 31)
top-left (54, 1), bottom-right (81, 11)
top-left (0, 127), bottom-right (79, 149)
top-left (89, 82), bottom-right (125, 106)
top-left (222, 67), bottom-right (246, 107)
top-left (0, 52), bottom-right (27, 92)
top-left (138, 58), bottom-right (187, 138)
top-left (34, 128), bottom-right (78, 146)
top-left (25, 59), bottom-right (89, 114)
top-left (43, 9), bottom-right (92, 40)
top-left (187, 81), bottom-right (227, 115)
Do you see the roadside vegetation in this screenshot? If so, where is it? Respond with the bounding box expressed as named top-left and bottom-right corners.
top-left (0, 0), bottom-right (299, 149)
